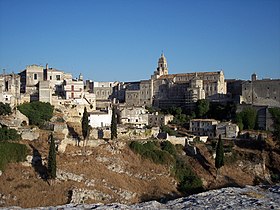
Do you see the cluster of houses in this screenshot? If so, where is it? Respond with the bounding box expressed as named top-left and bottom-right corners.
top-left (0, 54), bottom-right (279, 143)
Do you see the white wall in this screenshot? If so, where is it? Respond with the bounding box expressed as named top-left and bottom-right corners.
top-left (89, 110), bottom-right (112, 128)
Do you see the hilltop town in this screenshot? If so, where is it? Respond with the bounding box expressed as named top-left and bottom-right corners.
top-left (0, 54), bottom-right (280, 208)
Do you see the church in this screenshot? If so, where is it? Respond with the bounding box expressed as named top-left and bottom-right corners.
top-left (113, 54), bottom-right (227, 109)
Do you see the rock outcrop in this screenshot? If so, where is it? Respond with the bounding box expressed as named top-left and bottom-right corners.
top-left (4, 185), bottom-right (280, 209)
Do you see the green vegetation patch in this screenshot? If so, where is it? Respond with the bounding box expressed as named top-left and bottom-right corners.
top-left (236, 107), bottom-right (257, 130)
top-left (0, 127), bottom-right (21, 141)
top-left (269, 107), bottom-right (280, 142)
top-left (18, 101), bottom-right (54, 127)
top-left (129, 140), bottom-right (203, 195)
top-left (0, 142), bottom-right (28, 170)
top-left (0, 102), bottom-right (12, 116)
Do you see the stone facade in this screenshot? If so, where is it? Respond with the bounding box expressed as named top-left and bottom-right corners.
top-left (190, 119), bottom-right (219, 138)
top-left (113, 54), bottom-right (227, 109)
top-left (63, 78), bottom-right (84, 100)
top-left (148, 113), bottom-right (174, 127)
top-left (118, 106), bottom-right (148, 128)
top-left (13, 64), bottom-right (97, 109)
top-left (93, 81), bottom-right (115, 109)
top-left (0, 73), bottom-right (21, 107)
top-left (216, 122), bottom-right (239, 138)
top-left (227, 74), bottom-right (280, 108)
top-left (241, 74), bottom-right (280, 107)
top-left (39, 81), bottom-right (52, 103)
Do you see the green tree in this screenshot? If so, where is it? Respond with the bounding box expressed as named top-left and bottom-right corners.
top-left (242, 107), bottom-right (257, 129)
top-left (0, 102), bottom-right (12, 115)
top-left (47, 133), bottom-right (56, 179)
top-left (215, 135), bottom-right (224, 174)
top-left (269, 107), bottom-right (280, 143)
top-left (111, 106), bottom-right (117, 140)
top-left (18, 101), bottom-right (54, 126)
top-left (236, 113), bottom-right (244, 131)
top-left (236, 107), bottom-right (257, 130)
top-left (195, 99), bottom-right (209, 118)
top-left (81, 107), bottom-right (90, 142)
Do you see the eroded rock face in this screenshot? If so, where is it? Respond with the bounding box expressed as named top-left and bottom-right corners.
top-left (56, 169), bottom-right (84, 182)
top-left (20, 128), bottom-right (40, 141)
top-left (5, 185), bottom-right (280, 209)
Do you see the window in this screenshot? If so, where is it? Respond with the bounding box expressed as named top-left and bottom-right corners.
top-left (50, 76), bottom-right (52, 80)
top-left (56, 75), bottom-right (61, 80)
top-left (34, 73), bottom-right (37, 80)
top-left (5, 81), bottom-right (8, 91)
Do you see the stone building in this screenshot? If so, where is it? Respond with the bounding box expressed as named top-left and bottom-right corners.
top-left (190, 118), bottom-right (219, 138)
top-left (241, 74), bottom-right (280, 107)
top-left (227, 74), bottom-right (280, 108)
top-left (18, 64), bottom-right (71, 102)
top-left (16, 64), bottom-right (96, 108)
top-left (0, 73), bottom-right (21, 107)
top-left (88, 109), bottom-right (112, 128)
top-left (148, 112), bottom-right (174, 127)
top-left (216, 122), bottom-right (239, 138)
top-left (113, 53), bottom-right (227, 109)
top-left (93, 81), bottom-right (116, 109)
top-left (63, 77), bottom-right (84, 100)
top-left (118, 106), bottom-right (148, 128)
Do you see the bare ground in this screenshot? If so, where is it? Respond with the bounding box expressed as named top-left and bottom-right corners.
top-left (0, 135), bottom-right (279, 208)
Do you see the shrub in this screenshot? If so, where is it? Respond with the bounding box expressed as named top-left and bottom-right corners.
top-left (236, 107), bottom-right (257, 130)
top-left (129, 140), bottom-right (203, 195)
top-left (0, 142), bottom-right (28, 170)
top-left (269, 107), bottom-right (280, 142)
top-left (18, 101), bottom-right (54, 127)
top-left (0, 102), bottom-right (12, 115)
top-left (161, 125), bottom-right (177, 136)
top-left (161, 141), bottom-right (177, 157)
top-left (0, 127), bottom-right (21, 141)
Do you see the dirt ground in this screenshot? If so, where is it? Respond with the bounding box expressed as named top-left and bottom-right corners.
top-left (0, 136), bottom-right (278, 208)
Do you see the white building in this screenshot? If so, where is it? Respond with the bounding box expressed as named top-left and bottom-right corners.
top-left (118, 106), bottom-right (148, 128)
top-left (88, 109), bottom-right (112, 128)
top-left (190, 119), bottom-right (219, 138)
top-left (63, 78), bottom-right (84, 100)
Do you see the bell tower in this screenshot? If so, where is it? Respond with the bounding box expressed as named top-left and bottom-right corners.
top-left (157, 53), bottom-right (168, 76)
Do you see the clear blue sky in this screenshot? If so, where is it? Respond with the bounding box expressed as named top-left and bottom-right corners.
top-left (0, 0), bottom-right (279, 82)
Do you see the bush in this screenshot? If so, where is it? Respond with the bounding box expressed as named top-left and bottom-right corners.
top-left (0, 142), bottom-right (28, 170)
top-left (0, 102), bottom-right (12, 115)
top-left (129, 140), bottom-right (203, 195)
top-left (0, 127), bottom-right (21, 141)
top-left (18, 101), bottom-right (54, 127)
top-left (161, 141), bottom-right (177, 157)
top-left (161, 125), bottom-right (177, 136)
top-left (269, 107), bottom-right (280, 142)
top-left (236, 107), bottom-right (257, 130)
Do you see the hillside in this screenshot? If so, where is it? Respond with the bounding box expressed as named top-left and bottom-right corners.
top-left (1, 131), bottom-right (280, 208)
top-left (7, 185), bottom-right (280, 209)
